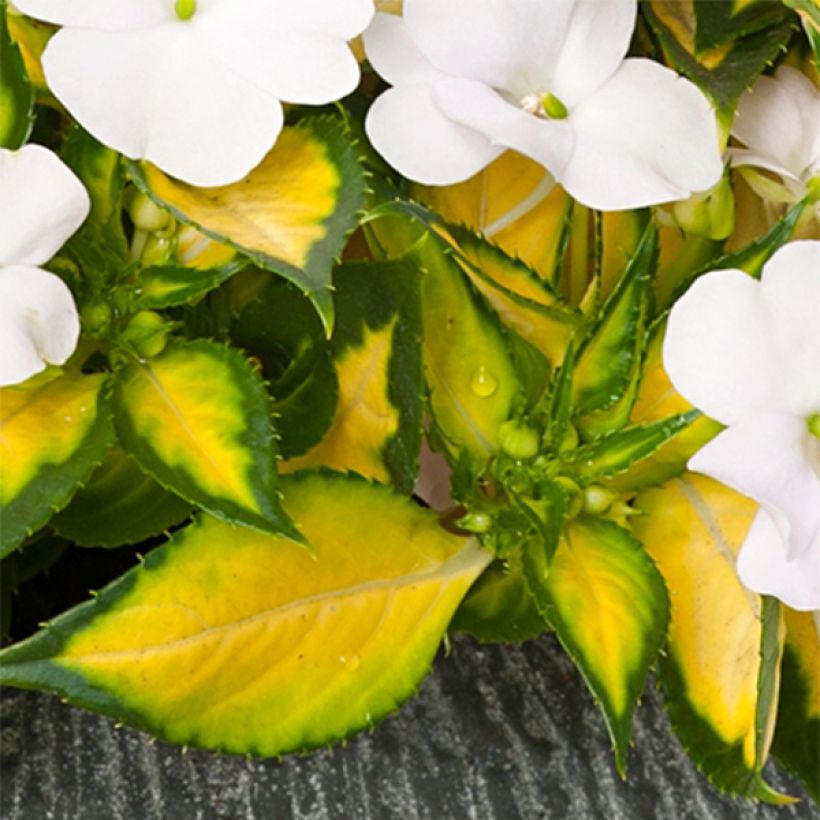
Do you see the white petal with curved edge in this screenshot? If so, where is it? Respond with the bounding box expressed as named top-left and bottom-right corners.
top-left (551, 0), bottom-right (636, 107)
top-left (404, 0), bottom-right (575, 98)
top-left (562, 59), bottom-right (723, 210)
top-left (0, 266), bottom-right (80, 387)
top-left (689, 413), bottom-right (820, 559)
top-left (732, 67), bottom-right (820, 183)
top-left (42, 26), bottom-right (283, 187)
top-left (433, 78), bottom-right (574, 181)
top-left (11, 0), bottom-right (171, 30)
top-left (0, 145), bottom-right (90, 268)
top-left (760, 241), bottom-right (820, 416)
top-left (250, 0), bottom-right (376, 40)
top-left (194, 1), bottom-right (366, 105)
top-left (736, 508), bottom-right (820, 612)
top-left (663, 269), bottom-right (775, 425)
top-left (365, 84), bottom-right (503, 185)
top-left (364, 12), bottom-right (440, 86)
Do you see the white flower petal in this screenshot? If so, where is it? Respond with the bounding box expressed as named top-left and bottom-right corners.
top-left (732, 67), bottom-right (820, 183)
top-left (736, 509), bottom-right (820, 612)
top-left (196, 0), bottom-right (368, 105)
top-left (403, 0), bottom-right (575, 97)
top-left (0, 144), bottom-right (90, 268)
top-left (11, 0), bottom-right (171, 29)
top-left (562, 59), bottom-right (723, 210)
top-left (0, 266), bottom-right (80, 386)
top-left (760, 241), bottom-right (820, 416)
top-left (365, 84), bottom-right (503, 185)
top-left (551, 0), bottom-right (636, 107)
top-left (42, 26), bottom-right (284, 187)
top-left (663, 269), bottom-right (776, 425)
top-left (726, 148), bottom-right (803, 187)
top-left (689, 413), bottom-right (820, 559)
top-left (433, 78), bottom-right (574, 181)
top-left (364, 12), bottom-right (440, 86)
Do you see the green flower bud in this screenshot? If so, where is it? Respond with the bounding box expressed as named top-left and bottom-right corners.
top-left (80, 299), bottom-right (112, 336)
top-left (456, 512), bottom-right (493, 534)
top-left (121, 310), bottom-right (170, 359)
top-left (583, 484), bottom-right (618, 515)
top-left (558, 424), bottom-right (579, 453)
top-left (499, 420), bottom-right (540, 460)
top-left (672, 174), bottom-right (735, 240)
top-left (141, 234), bottom-right (173, 267)
top-left (128, 191), bottom-right (171, 233)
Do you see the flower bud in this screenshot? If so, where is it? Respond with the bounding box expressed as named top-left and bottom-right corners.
top-left (121, 310), bottom-right (170, 359)
top-left (672, 174), bottom-right (735, 240)
top-left (499, 420), bottom-right (540, 460)
top-left (128, 191), bottom-right (171, 233)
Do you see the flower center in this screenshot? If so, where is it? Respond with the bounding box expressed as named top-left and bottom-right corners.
top-left (520, 91), bottom-right (568, 120)
top-left (175, 0), bottom-right (197, 20)
top-left (808, 413), bottom-right (820, 440)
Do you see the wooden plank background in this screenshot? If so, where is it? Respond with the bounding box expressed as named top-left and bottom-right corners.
top-left (1, 633), bottom-right (816, 819)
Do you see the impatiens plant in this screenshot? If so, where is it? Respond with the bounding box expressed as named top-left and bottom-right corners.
top-left (1, 0), bottom-right (818, 808)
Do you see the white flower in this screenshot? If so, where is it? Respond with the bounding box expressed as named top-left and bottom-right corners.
top-left (663, 241), bottom-right (820, 611)
top-left (730, 66), bottom-right (820, 203)
top-left (14, 0), bottom-right (375, 187)
top-left (0, 144), bottom-right (89, 387)
top-left (363, 0), bottom-right (723, 211)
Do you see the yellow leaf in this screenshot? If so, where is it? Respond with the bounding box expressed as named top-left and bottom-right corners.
top-left (0, 473), bottom-right (490, 755)
top-left (633, 474), bottom-right (789, 799)
top-left (415, 152), bottom-right (571, 280)
top-left (283, 319), bottom-right (399, 482)
top-left (0, 370), bottom-right (113, 555)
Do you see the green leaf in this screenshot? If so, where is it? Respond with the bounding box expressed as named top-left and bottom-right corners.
top-left (0, 371), bottom-right (115, 557)
top-left (451, 553), bottom-right (546, 644)
top-left (571, 224), bottom-right (656, 423)
top-left (695, 0), bottom-right (792, 50)
top-left (283, 260), bottom-right (423, 493)
top-left (136, 259), bottom-right (247, 309)
top-left (564, 412), bottom-right (699, 483)
top-left (524, 514), bottom-right (669, 776)
top-left (772, 607), bottom-right (820, 802)
top-left (130, 116), bottom-right (366, 334)
top-left (633, 474), bottom-right (794, 801)
top-left (0, 1), bottom-right (32, 149)
top-left (51, 446), bottom-right (192, 548)
top-left (60, 127), bottom-right (130, 275)
top-left (414, 234), bottom-right (522, 473)
top-left (644, 1), bottom-right (795, 113)
top-left (0, 472), bottom-right (490, 755)
top-left (112, 338), bottom-right (300, 542)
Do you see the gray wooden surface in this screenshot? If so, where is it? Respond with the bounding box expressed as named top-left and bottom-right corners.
top-left (1, 633), bottom-right (817, 820)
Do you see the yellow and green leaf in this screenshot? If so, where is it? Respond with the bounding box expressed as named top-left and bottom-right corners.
top-left (607, 326), bottom-right (722, 492)
top-left (772, 608), bottom-right (820, 802)
top-left (451, 553), bottom-right (546, 644)
top-left (523, 514), bottom-right (669, 775)
top-left (0, 472), bottom-right (490, 756)
top-left (643, 0), bottom-right (795, 113)
top-left (51, 446), bottom-right (192, 548)
top-left (0, 370), bottom-right (114, 556)
top-left (283, 260), bottom-right (423, 493)
top-left (0, 1), bottom-right (33, 149)
top-left (414, 151), bottom-right (572, 282)
top-left (112, 339), bottom-right (299, 541)
top-left (414, 234), bottom-right (521, 471)
top-left (130, 116), bottom-right (365, 333)
top-left (633, 474), bottom-right (792, 801)
top-left (572, 224), bottom-right (656, 427)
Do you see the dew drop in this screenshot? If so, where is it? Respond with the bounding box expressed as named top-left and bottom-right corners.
top-left (63, 416), bottom-right (73, 423)
top-left (470, 366), bottom-right (497, 398)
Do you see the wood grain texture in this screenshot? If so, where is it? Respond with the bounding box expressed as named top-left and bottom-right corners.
top-left (1, 634), bottom-right (816, 819)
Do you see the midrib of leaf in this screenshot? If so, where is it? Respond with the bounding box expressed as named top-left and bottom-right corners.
top-left (677, 476), bottom-right (759, 612)
top-left (64, 541), bottom-right (487, 663)
top-left (140, 361), bottom-right (245, 491)
top-left (426, 353), bottom-right (494, 455)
